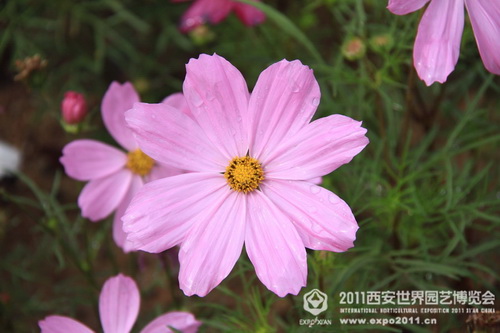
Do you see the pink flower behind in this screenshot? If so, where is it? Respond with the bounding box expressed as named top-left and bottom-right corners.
top-left (124, 54), bottom-right (369, 297)
top-left (60, 82), bottom-right (184, 252)
top-left (173, 0), bottom-right (265, 32)
top-left (387, 0), bottom-right (500, 85)
top-left (38, 274), bottom-right (201, 333)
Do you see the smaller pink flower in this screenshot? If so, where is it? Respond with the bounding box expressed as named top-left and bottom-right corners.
top-left (173, 0), bottom-right (265, 32)
top-left (38, 274), bottom-right (201, 333)
top-left (387, 0), bottom-right (500, 85)
top-left (60, 82), bottom-right (184, 252)
top-left (61, 91), bottom-right (88, 124)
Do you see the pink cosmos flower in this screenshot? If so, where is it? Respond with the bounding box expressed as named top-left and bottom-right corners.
top-left (60, 82), bottom-right (183, 252)
top-left (387, 0), bottom-right (500, 85)
top-left (38, 274), bottom-right (201, 333)
top-left (173, 0), bottom-right (265, 32)
top-left (124, 54), bottom-right (369, 297)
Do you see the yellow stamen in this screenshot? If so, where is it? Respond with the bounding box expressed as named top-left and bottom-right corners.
top-left (224, 156), bottom-right (264, 193)
top-left (126, 149), bottom-right (154, 176)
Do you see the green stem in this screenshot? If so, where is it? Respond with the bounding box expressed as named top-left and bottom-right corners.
top-left (235, 0), bottom-right (326, 66)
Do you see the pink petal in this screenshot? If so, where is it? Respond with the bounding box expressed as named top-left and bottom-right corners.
top-left (101, 82), bottom-right (140, 151)
top-left (123, 173), bottom-right (227, 253)
top-left (387, 0), bottom-right (429, 15)
top-left (126, 102), bottom-right (226, 172)
top-left (78, 169), bottom-right (132, 221)
top-left (413, 0), bottom-right (465, 85)
top-left (264, 114), bottom-right (368, 181)
top-left (248, 59), bottom-right (321, 162)
top-left (99, 274), bottom-right (140, 333)
top-left (183, 54), bottom-right (250, 159)
top-left (113, 175), bottom-right (143, 252)
top-left (245, 191), bottom-right (307, 297)
top-left (262, 180), bottom-right (359, 252)
top-left (39, 315), bottom-right (93, 333)
top-left (309, 176), bottom-right (322, 185)
top-left (179, 0), bottom-right (233, 32)
top-left (233, 1), bottom-right (265, 26)
top-left (140, 311), bottom-right (201, 333)
top-left (162, 92), bottom-right (193, 118)
top-left (146, 163), bottom-right (184, 183)
top-left (465, 0), bottom-right (500, 75)
top-left (179, 189), bottom-right (245, 296)
top-left (60, 140), bottom-right (126, 181)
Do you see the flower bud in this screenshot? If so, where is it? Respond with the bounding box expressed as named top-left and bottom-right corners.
top-left (189, 25), bottom-right (215, 46)
top-left (61, 91), bottom-right (87, 124)
top-left (369, 33), bottom-right (394, 54)
top-left (341, 37), bottom-right (366, 61)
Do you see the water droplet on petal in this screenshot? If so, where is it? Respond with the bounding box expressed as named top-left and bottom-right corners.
top-left (292, 81), bottom-right (300, 93)
top-left (189, 90), bottom-right (203, 107)
top-left (299, 216), bottom-right (313, 230)
top-left (205, 90), bottom-right (215, 101)
top-left (312, 223), bottom-right (322, 234)
top-left (312, 97), bottom-right (320, 107)
top-left (329, 195), bottom-right (338, 204)
top-left (310, 185), bottom-right (320, 194)
top-left (308, 206), bottom-right (318, 213)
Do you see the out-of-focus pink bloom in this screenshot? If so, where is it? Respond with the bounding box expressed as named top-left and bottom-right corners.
top-left (60, 82), bottom-right (184, 252)
top-left (173, 0), bottom-right (265, 32)
top-left (61, 91), bottom-right (88, 124)
top-left (387, 0), bottom-right (500, 86)
top-left (38, 274), bottom-right (201, 333)
top-left (124, 54), bottom-right (369, 297)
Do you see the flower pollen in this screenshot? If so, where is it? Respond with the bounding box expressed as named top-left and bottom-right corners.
top-left (126, 149), bottom-right (154, 176)
top-left (224, 156), bottom-right (264, 193)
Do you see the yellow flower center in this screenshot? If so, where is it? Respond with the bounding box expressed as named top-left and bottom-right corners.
top-left (224, 156), bottom-right (264, 193)
top-left (126, 149), bottom-right (154, 176)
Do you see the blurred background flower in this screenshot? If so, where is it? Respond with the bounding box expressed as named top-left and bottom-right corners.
top-left (173, 0), bottom-right (265, 32)
top-left (39, 274), bottom-right (201, 333)
top-left (387, 0), bottom-right (500, 85)
top-left (60, 82), bottom-right (184, 252)
top-left (0, 140), bottom-right (21, 179)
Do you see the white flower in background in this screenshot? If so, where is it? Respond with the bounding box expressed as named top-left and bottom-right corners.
top-left (0, 140), bottom-right (21, 178)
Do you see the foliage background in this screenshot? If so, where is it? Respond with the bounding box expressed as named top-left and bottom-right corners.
top-left (1, 0), bottom-right (499, 332)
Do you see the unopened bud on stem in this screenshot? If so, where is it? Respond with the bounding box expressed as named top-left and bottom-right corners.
top-left (61, 91), bottom-right (87, 125)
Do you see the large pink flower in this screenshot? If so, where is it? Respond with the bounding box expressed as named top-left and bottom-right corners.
top-left (60, 82), bottom-right (183, 252)
top-left (38, 274), bottom-right (201, 333)
top-left (173, 0), bottom-right (265, 32)
top-left (387, 0), bottom-right (500, 85)
top-left (124, 54), bottom-right (369, 297)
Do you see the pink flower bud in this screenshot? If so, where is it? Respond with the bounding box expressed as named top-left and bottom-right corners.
top-left (61, 91), bottom-right (87, 124)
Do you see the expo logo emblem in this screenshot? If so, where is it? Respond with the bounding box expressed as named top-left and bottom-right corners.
top-left (303, 289), bottom-right (328, 315)
top-left (300, 289), bottom-right (332, 327)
